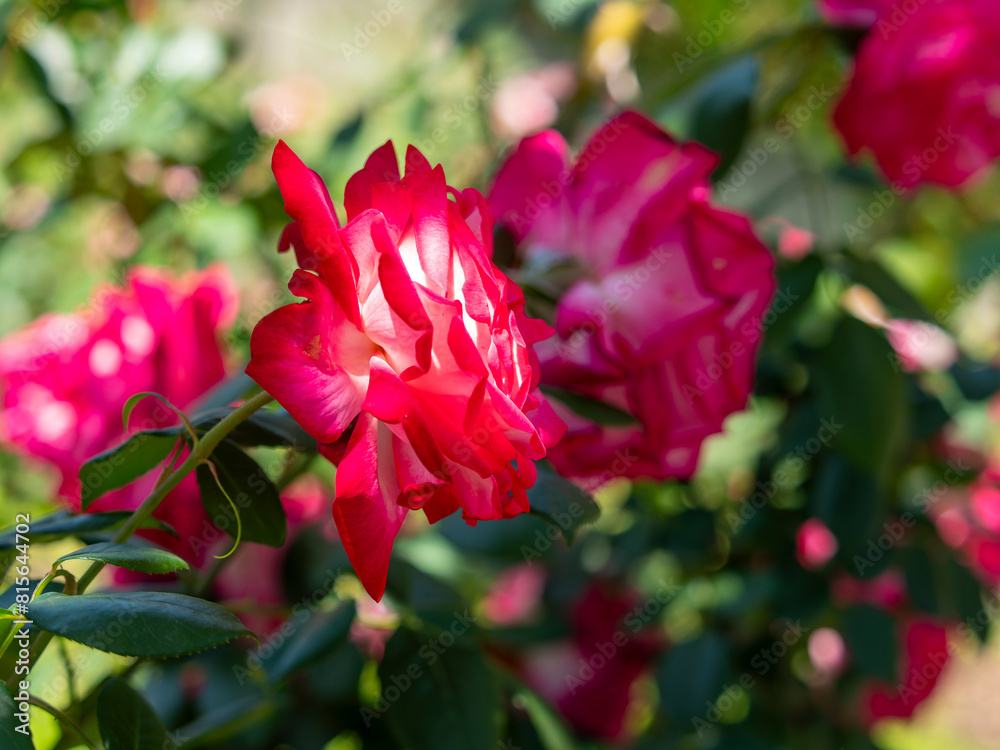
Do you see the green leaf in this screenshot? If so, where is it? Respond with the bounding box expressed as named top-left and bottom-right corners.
top-left (527, 465), bottom-right (600, 545)
top-left (910, 381), bottom-right (951, 439)
top-left (941, 557), bottom-right (987, 640)
top-left (377, 626), bottom-right (502, 750)
top-left (763, 255), bottom-right (822, 347)
top-left (53, 542), bottom-right (189, 575)
top-left (811, 452), bottom-right (883, 560)
top-left (657, 632), bottom-right (730, 722)
top-left (815, 317), bottom-right (909, 480)
top-left (843, 605), bottom-right (897, 682)
top-left (196, 440), bottom-right (287, 547)
top-left (79, 430), bottom-right (182, 509)
top-left (899, 547), bottom-right (938, 614)
top-left (28, 592), bottom-right (254, 657)
top-left (0, 683), bottom-right (33, 750)
top-left (0, 511), bottom-right (177, 550)
top-left (501, 675), bottom-right (576, 750)
top-left (264, 601), bottom-right (356, 682)
top-left (0, 551), bottom-right (13, 585)
top-left (950, 358), bottom-right (1000, 401)
top-left (97, 677), bottom-right (171, 750)
top-left (332, 111), bottom-right (364, 147)
top-left (174, 696), bottom-right (275, 749)
top-left (122, 391), bottom-right (195, 438)
top-left (538, 385), bottom-right (637, 426)
top-left (192, 407), bottom-right (316, 451)
top-left (689, 56), bottom-right (759, 180)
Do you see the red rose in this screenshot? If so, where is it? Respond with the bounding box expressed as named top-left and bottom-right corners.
top-left (247, 141), bottom-right (564, 601)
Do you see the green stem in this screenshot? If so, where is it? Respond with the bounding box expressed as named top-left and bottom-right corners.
top-left (0, 618), bottom-right (22, 664)
top-left (7, 390), bottom-right (275, 689)
top-left (58, 637), bottom-right (77, 705)
top-left (27, 695), bottom-right (101, 750)
top-left (76, 389), bottom-right (274, 592)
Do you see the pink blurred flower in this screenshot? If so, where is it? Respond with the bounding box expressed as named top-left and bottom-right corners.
top-left (248, 75), bottom-right (329, 136)
top-left (247, 141), bottom-right (565, 601)
top-left (860, 618), bottom-right (952, 724)
top-left (760, 217), bottom-right (815, 261)
top-left (885, 319), bottom-right (958, 372)
top-left (796, 518), bottom-right (839, 570)
top-left (482, 563), bottom-right (546, 626)
top-left (523, 583), bottom-right (664, 742)
top-left (777, 225), bottom-right (816, 261)
top-left (489, 111), bottom-right (775, 485)
top-left (808, 627), bottom-right (849, 679)
top-left (832, 0), bottom-right (1000, 189)
top-left (490, 63), bottom-right (577, 141)
top-left (0, 266), bottom-right (238, 563)
top-left (350, 594), bottom-right (399, 661)
top-left (971, 480), bottom-right (1000, 533)
top-left (930, 469), bottom-right (1000, 586)
top-left (832, 568), bottom-right (909, 610)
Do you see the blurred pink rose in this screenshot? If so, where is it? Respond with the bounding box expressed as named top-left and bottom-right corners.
top-left (523, 583), bottom-right (664, 742)
top-left (0, 266), bottom-right (238, 563)
top-left (860, 618), bottom-right (952, 724)
top-left (796, 518), bottom-right (839, 570)
top-left (490, 112), bottom-right (775, 484)
top-left (808, 627), bottom-right (849, 679)
top-left (777, 225), bottom-right (816, 261)
top-left (885, 319), bottom-right (958, 372)
top-left (482, 563), bottom-right (546, 626)
top-left (930, 468), bottom-right (1000, 585)
top-left (490, 63), bottom-right (577, 140)
top-left (350, 594), bottom-right (399, 661)
top-left (832, 568), bottom-right (909, 610)
top-left (832, 0), bottom-right (1000, 188)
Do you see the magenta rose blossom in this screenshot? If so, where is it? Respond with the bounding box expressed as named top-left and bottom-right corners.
top-left (247, 141), bottom-right (565, 601)
top-left (522, 583), bottom-right (664, 741)
top-left (832, 0), bottom-right (1000, 188)
top-left (860, 618), bottom-right (952, 724)
top-left (489, 112), bottom-right (774, 484)
top-left (0, 266), bottom-right (237, 562)
top-left (930, 466), bottom-right (1000, 586)
top-left (796, 518), bottom-right (839, 570)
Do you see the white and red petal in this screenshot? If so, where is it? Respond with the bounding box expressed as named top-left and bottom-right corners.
top-left (247, 270), bottom-right (374, 444)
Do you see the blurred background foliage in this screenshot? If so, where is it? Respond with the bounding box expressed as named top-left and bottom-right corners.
top-left (5, 0), bottom-right (1000, 749)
